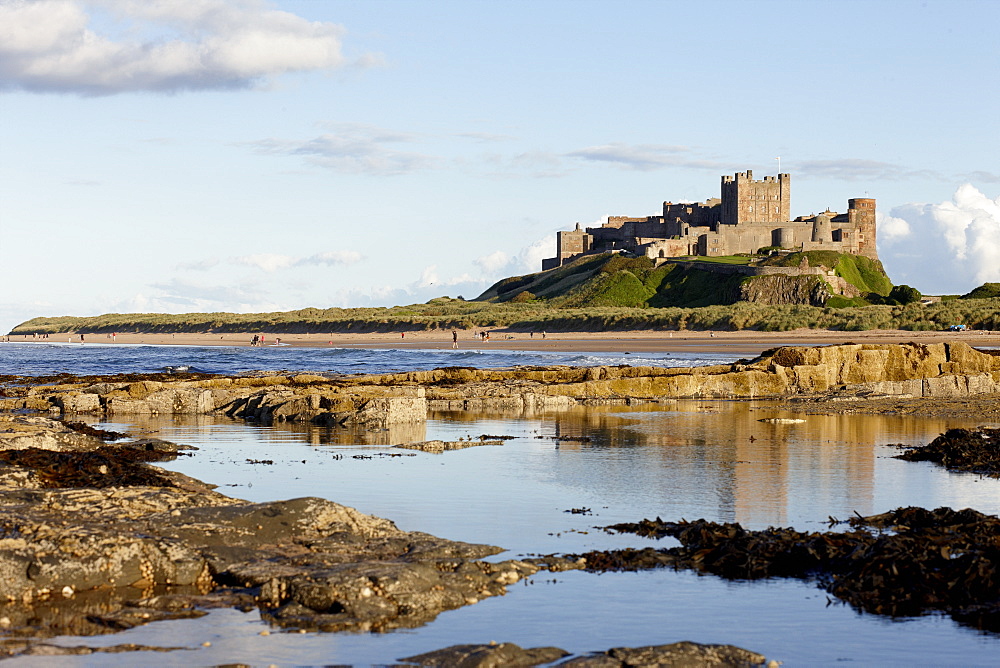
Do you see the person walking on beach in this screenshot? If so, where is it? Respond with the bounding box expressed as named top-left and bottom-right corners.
top-left (452, 330), bottom-right (458, 348)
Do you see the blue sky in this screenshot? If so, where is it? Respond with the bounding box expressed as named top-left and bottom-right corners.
top-left (1, 0), bottom-right (998, 333)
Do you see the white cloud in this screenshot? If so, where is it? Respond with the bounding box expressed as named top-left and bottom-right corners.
top-left (515, 235), bottom-right (557, 275)
top-left (145, 277), bottom-right (269, 310)
top-left (472, 150), bottom-right (569, 179)
top-left (566, 143), bottom-right (692, 171)
top-left (231, 253), bottom-right (295, 272)
top-left (176, 257), bottom-right (221, 271)
top-left (879, 184), bottom-right (1000, 293)
top-left (455, 131), bottom-right (516, 143)
top-left (247, 124), bottom-right (437, 175)
top-left (417, 265), bottom-right (439, 288)
top-left (875, 212), bottom-right (910, 243)
top-left (792, 159), bottom-right (944, 182)
top-left (795, 159), bottom-right (904, 181)
top-left (0, 0), bottom-right (359, 95)
top-left (466, 233), bottom-right (559, 290)
top-left (965, 170), bottom-right (1000, 184)
top-left (178, 250), bottom-right (363, 273)
top-left (474, 250), bottom-right (509, 274)
top-left (295, 250), bottom-right (363, 267)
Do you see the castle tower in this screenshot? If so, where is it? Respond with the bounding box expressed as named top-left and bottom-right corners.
top-left (847, 198), bottom-right (877, 259)
top-left (720, 170), bottom-right (790, 225)
top-left (811, 213), bottom-right (832, 243)
top-left (553, 223), bottom-right (591, 265)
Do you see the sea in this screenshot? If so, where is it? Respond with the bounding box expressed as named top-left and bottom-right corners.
top-left (0, 341), bottom-right (740, 377)
top-left (3, 341), bottom-right (1000, 667)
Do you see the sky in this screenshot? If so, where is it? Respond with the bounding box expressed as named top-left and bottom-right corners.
top-left (1, 0), bottom-right (999, 333)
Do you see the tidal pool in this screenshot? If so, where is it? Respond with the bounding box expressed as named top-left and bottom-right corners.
top-left (28, 401), bottom-right (1000, 667)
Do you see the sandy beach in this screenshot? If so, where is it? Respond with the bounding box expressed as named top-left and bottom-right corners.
top-left (13, 328), bottom-right (1000, 358)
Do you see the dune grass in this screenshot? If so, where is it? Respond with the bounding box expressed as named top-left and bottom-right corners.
top-left (12, 296), bottom-right (1000, 335)
top-left (12, 253), bottom-right (999, 335)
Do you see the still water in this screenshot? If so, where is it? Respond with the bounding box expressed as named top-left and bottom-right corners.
top-left (23, 401), bottom-right (1000, 667)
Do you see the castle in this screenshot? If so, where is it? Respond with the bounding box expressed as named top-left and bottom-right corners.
top-left (542, 170), bottom-right (877, 270)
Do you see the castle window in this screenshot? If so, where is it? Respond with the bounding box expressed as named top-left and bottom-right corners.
top-left (748, 205), bottom-right (754, 213)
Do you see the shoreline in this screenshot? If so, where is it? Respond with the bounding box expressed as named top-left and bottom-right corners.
top-left (6, 328), bottom-right (1000, 358)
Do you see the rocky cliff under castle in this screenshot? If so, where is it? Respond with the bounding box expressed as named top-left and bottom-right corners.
top-left (543, 170), bottom-right (876, 270)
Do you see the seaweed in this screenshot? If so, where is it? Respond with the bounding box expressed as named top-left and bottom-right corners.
top-left (572, 506), bottom-right (1000, 631)
top-left (0, 447), bottom-right (178, 488)
top-left (893, 427), bottom-right (1000, 477)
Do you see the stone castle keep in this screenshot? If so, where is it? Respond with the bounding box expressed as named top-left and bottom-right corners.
top-left (542, 170), bottom-right (877, 270)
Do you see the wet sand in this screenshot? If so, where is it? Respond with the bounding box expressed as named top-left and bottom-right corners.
top-left (18, 328), bottom-right (1000, 358)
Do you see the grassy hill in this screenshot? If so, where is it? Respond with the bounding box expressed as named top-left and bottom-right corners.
top-left (757, 250), bottom-right (892, 295)
top-left (478, 254), bottom-right (746, 308)
top-left (10, 254), bottom-right (1000, 334)
top-left (479, 251), bottom-right (893, 309)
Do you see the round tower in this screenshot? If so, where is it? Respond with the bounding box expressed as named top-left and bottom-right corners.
top-left (848, 198), bottom-right (878, 259)
top-left (778, 227), bottom-right (795, 248)
top-left (811, 213), bottom-right (832, 243)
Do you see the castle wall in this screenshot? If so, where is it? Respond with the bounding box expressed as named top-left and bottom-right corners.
top-left (662, 199), bottom-right (721, 227)
top-left (642, 239), bottom-right (693, 259)
top-left (606, 216), bottom-right (646, 228)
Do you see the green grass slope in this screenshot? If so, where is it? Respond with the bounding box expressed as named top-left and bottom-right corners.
top-left (963, 283), bottom-right (1000, 299)
top-left (759, 251), bottom-right (892, 295)
top-left (478, 253), bottom-right (742, 309)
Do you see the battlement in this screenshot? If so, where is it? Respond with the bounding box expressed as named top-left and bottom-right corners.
top-left (607, 216), bottom-right (650, 227)
top-left (722, 171), bottom-right (790, 184)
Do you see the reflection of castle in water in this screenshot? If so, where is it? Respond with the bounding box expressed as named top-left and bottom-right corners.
top-left (498, 402), bottom-right (967, 527)
top-left (130, 407), bottom-right (972, 530)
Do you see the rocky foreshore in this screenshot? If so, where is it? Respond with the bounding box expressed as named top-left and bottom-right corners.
top-left (2, 343), bottom-right (999, 427)
top-left (1, 342), bottom-right (999, 658)
top-left (0, 415), bottom-right (781, 665)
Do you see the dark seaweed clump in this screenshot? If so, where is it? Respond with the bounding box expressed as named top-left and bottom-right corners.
top-left (0, 447), bottom-right (178, 488)
top-left (63, 421), bottom-right (128, 442)
top-left (573, 506), bottom-right (1000, 632)
top-left (894, 427), bottom-right (1000, 477)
